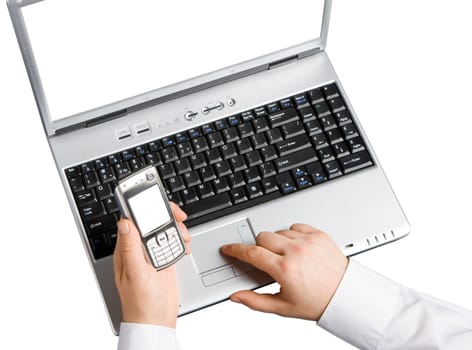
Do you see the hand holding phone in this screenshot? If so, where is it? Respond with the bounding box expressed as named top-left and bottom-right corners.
top-left (114, 166), bottom-right (186, 270)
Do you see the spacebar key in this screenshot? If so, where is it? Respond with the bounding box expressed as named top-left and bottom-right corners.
top-left (183, 193), bottom-right (232, 221)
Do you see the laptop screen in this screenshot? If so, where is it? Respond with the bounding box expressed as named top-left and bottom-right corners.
top-left (22, 0), bottom-right (325, 122)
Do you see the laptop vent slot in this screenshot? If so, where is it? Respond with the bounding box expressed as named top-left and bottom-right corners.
top-left (365, 230), bottom-right (396, 247)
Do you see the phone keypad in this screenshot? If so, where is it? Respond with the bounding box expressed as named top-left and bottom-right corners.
top-left (146, 227), bottom-right (184, 268)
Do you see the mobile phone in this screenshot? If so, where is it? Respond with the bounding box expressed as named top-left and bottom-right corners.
top-left (114, 166), bottom-right (186, 270)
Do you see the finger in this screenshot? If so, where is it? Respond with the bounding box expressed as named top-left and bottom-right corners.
top-left (177, 221), bottom-right (192, 255)
top-left (256, 231), bottom-right (288, 255)
top-left (170, 202), bottom-right (187, 222)
top-left (289, 223), bottom-right (321, 234)
top-left (115, 219), bottom-right (148, 279)
top-left (275, 229), bottom-right (298, 239)
top-left (230, 290), bottom-right (287, 315)
top-left (221, 244), bottom-right (282, 278)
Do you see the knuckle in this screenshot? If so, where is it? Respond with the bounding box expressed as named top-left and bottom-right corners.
top-left (246, 245), bottom-right (260, 259)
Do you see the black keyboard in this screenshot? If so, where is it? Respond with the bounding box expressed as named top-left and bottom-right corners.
top-left (65, 83), bottom-right (373, 259)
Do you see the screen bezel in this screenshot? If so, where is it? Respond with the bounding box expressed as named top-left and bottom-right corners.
top-left (7, 0), bottom-right (332, 136)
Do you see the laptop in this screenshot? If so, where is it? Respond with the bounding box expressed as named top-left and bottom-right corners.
top-left (8, 0), bottom-right (410, 334)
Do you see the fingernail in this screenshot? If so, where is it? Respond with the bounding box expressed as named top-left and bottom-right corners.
top-left (118, 220), bottom-right (130, 234)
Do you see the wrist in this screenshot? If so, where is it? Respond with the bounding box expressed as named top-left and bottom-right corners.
top-left (122, 306), bottom-right (177, 328)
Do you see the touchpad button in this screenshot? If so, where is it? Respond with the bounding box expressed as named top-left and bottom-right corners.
top-left (191, 218), bottom-right (256, 274)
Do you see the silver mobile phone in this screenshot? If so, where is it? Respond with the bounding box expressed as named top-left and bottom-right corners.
top-left (114, 166), bottom-right (186, 270)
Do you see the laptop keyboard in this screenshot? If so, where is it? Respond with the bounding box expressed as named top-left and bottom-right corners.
top-left (65, 83), bottom-right (373, 259)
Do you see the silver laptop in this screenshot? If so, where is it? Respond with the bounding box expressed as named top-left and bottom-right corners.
top-left (8, 0), bottom-right (409, 334)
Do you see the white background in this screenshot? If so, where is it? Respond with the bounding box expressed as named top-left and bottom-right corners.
top-left (1, 1), bottom-right (471, 349)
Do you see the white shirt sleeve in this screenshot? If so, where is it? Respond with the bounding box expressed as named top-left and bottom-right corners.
top-left (117, 322), bottom-right (181, 350)
top-left (318, 260), bottom-right (472, 350)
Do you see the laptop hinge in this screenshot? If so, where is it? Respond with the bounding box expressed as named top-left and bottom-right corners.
top-left (268, 47), bottom-right (322, 71)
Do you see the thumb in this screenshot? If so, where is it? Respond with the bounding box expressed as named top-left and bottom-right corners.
top-left (116, 219), bottom-right (147, 278)
top-left (230, 290), bottom-right (287, 315)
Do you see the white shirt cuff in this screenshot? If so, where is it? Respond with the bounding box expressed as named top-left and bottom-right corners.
top-left (117, 322), bottom-right (180, 350)
top-left (318, 260), bottom-right (402, 350)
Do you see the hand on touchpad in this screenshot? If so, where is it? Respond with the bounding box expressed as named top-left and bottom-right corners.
top-left (190, 219), bottom-right (255, 274)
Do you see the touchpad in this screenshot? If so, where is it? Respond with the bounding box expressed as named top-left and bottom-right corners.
top-left (191, 218), bottom-right (256, 274)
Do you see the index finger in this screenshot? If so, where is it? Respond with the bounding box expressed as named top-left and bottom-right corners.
top-left (221, 243), bottom-right (282, 278)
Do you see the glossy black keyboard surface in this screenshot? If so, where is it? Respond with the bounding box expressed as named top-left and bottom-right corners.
top-left (66, 83), bottom-right (373, 259)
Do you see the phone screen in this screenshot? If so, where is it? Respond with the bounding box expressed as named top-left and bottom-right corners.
top-left (128, 185), bottom-right (171, 237)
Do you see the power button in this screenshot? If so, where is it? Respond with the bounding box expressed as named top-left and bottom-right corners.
top-left (227, 98), bottom-right (236, 107)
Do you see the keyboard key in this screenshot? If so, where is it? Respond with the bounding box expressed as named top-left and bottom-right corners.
top-left (326, 128), bottom-right (344, 145)
top-left (342, 124), bottom-right (359, 140)
top-left (94, 158), bottom-right (108, 170)
top-left (168, 176), bottom-right (185, 193)
top-left (208, 132), bottom-right (224, 148)
top-left (281, 120), bottom-right (305, 138)
top-left (241, 111), bottom-right (255, 122)
top-left (76, 189), bottom-right (97, 207)
top-left (181, 188), bottom-right (199, 205)
top-left (297, 176), bottom-right (312, 189)
top-left (108, 153), bottom-right (122, 166)
top-left (333, 142), bottom-right (350, 158)
top-left (162, 136), bottom-right (176, 147)
top-left (148, 141), bottom-right (162, 152)
top-left (253, 118), bottom-right (269, 133)
top-left (317, 147), bottom-right (335, 163)
top-left (183, 171), bottom-right (201, 187)
top-left (228, 115), bottom-right (241, 126)
top-left (104, 197), bottom-right (119, 214)
top-left (276, 172), bottom-right (297, 194)
top-left (254, 106), bottom-right (268, 118)
top-left (192, 137), bottom-right (209, 153)
top-left (311, 134), bottom-right (329, 149)
top-left (260, 162), bottom-right (277, 178)
top-left (262, 177), bottom-right (279, 194)
top-left (199, 165), bottom-right (217, 182)
top-left (81, 202), bottom-right (106, 221)
top-left (243, 167), bottom-right (261, 183)
top-left (213, 178), bottom-right (230, 194)
top-left (313, 101), bottom-right (331, 117)
top-left (246, 151), bottom-right (263, 167)
top-left (96, 183), bottom-right (113, 200)
top-left (280, 98), bottom-right (294, 109)
top-left (121, 149), bottom-right (135, 161)
top-left (251, 133), bottom-right (268, 149)
top-left (274, 148), bottom-right (318, 173)
top-left (247, 182), bottom-right (263, 199)
top-left (189, 128), bottom-right (202, 139)
top-left (197, 182), bottom-right (215, 199)
top-left (228, 172), bottom-right (245, 189)
top-left (135, 146), bottom-right (148, 157)
top-left (89, 234), bottom-right (112, 259)
top-left (299, 106), bottom-right (316, 121)
top-left (85, 214), bottom-right (116, 235)
top-left (231, 188), bottom-right (248, 204)
top-left (215, 160), bottom-right (232, 177)
top-left (221, 143), bottom-right (238, 160)
top-left (65, 167), bottom-right (81, 178)
top-left (201, 123), bottom-right (215, 135)
top-left (324, 160), bottom-right (343, 179)
top-left (174, 158), bottom-right (192, 175)
top-left (235, 138), bottom-right (253, 155)
top-left (305, 162), bottom-right (328, 184)
top-left (81, 162), bottom-right (95, 174)
top-left (183, 192), bottom-right (232, 220)
top-left (175, 132), bottom-right (189, 143)
top-left (238, 122), bottom-right (255, 138)
top-left (292, 167), bottom-right (307, 178)
top-left (230, 156), bottom-right (248, 172)
top-left (293, 94), bottom-right (309, 109)
top-left (162, 147), bottom-right (179, 163)
top-left (168, 192), bottom-right (183, 207)
top-left (328, 96), bottom-right (346, 113)
top-left (206, 149), bottom-right (223, 164)
top-left (347, 137), bottom-right (366, 153)
top-left (268, 108), bottom-right (299, 128)
top-left (275, 134), bottom-right (311, 156)
top-left (83, 172), bottom-right (100, 189)
top-left (98, 167), bottom-right (116, 183)
top-left (266, 128), bottom-right (283, 144)
top-left (223, 127), bottom-right (239, 143)
top-left (260, 145), bottom-right (278, 162)
top-left (307, 88), bottom-right (324, 104)
top-left (319, 114), bottom-right (337, 131)
top-left (304, 119), bottom-right (322, 136)
top-left (70, 176), bottom-right (85, 193)
top-left (339, 151), bottom-right (373, 174)
top-left (215, 119), bottom-right (228, 130)
top-left (267, 102), bottom-right (280, 114)
top-left (177, 142), bottom-right (194, 157)
top-left (158, 163), bottom-right (176, 180)
top-left (190, 153), bottom-right (207, 169)
top-left (334, 110), bottom-right (352, 126)
top-left (129, 157), bottom-right (146, 171)
top-left (322, 83), bottom-right (339, 99)
top-left (145, 152), bottom-right (163, 166)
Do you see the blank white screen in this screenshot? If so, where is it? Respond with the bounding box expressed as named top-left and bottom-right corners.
top-left (128, 185), bottom-right (170, 236)
top-left (22, 0), bottom-right (324, 121)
